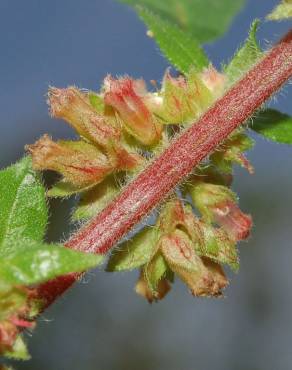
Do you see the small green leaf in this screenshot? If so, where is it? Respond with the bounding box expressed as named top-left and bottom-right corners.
top-left (137, 7), bottom-right (209, 74)
top-left (0, 157), bottom-right (48, 257)
top-left (144, 253), bottom-right (168, 291)
top-left (72, 178), bottom-right (119, 221)
top-left (3, 335), bottom-right (30, 360)
top-left (0, 242), bottom-right (104, 286)
top-left (88, 92), bottom-right (105, 113)
top-left (47, 180), bottom-right (82, 197)
top-left (224, 20), bottom-right (262, 86)
top-left (107, 227), bottom-right (159, 271)
top-left (251, 109), bottom-right (292, 144)
top-left (267, 0), bottom-right (292, 20)
top-left (196, 224), bottom-right (239, 271)
top-left (121, 0), bottom-right (245, 43)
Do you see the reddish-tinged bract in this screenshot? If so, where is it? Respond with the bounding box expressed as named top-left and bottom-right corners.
top-left (104, 76), bottom-right (162, 145)
top-left (27, 135), bottom-right (113, 188)
top-left (48, 86), bottom-right (121, 149)
top-left (161, 230), bottom-right (227, 297)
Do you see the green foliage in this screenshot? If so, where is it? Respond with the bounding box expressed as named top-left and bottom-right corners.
top-left (0, 242), bottom-right (103, 285)
top-left (144, 252), bottom-right (168, 291)
top-left (121, 0), bottom-right (245, 43)
top-left (107, 227), bottom-right (159, 271)
top-left (251, 109), bottom-right (292, 144)
top-left (224, 20), bottom-right (262, 86)
top-left (0, 157), bottom-right (104, 360)
top-left (4, 336), bottom-right (30, 360)
top-left (136, 8), bottom-right (209, 74)
top-left (0, 157), bottom-right (103, 285)
top-left (0, 157), bottom-right (48, 256)
top-left (88, 92), bottom-right (105, 112)
top-left (47, 180), bottom-right (82, 197)
top-left (197, 224), bottom-right (239, 271)
top-left (267, 0), bottom-right (292, 20)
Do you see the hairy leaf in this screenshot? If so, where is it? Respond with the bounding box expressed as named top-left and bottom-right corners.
top-left (0, 157), bottom-right (48, 257)
top-left (137, 8), bottom-right (209, 73)
top-left (107, 227), bottom-right (159, 271)
top-left (197, 224), bottom-right (239, 271)
top-left (47, 180), bottom-right (83, 197)
top-left (251, 109), bottom-right (292, 144)
top-left (121, 0), bottom-right (245, 43)
top-left (144, 253), bottom-right (168, 291)
top-left (0, 242), bottom-right (104, 285)
top-left (224, 20), bottom-right (262, 86)
top-left (267, 0), bottom-right (292, 20)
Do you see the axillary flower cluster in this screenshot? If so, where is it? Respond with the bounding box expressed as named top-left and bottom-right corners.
top-left (27, 65), bottom-right (253, 302)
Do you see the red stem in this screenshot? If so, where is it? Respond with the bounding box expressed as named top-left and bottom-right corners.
top-left (38, 30), bottom-right (292, 307)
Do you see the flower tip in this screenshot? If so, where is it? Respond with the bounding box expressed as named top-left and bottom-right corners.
top-left (26, 134), bottom-right (57, 170)
top-left (104, 76), bottom-right (161, 145)
top-left (47, 86), bottom-right (79, 119)
top-left (214, 201), bottom-right (253, 241)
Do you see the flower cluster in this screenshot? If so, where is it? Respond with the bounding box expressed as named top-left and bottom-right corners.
top-left (28, 65), bottom-right (253, 300)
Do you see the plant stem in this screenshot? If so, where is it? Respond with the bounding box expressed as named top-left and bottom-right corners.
top-left (38, 30), bottom-right (292, 308)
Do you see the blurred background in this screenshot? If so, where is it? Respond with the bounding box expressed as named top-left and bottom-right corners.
top-left (0, 0), bottom-right (291, 369)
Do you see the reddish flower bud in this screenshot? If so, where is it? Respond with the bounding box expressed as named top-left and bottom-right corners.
top-left (104, 76), bottom-right (162, 145)
top-left (48, 87), bottom-right (121, 149)
top-left (189, 183), bottom-right (252, 241)
top-left (27, 135), bottom-right (113, 188)
top-left (160, 229), bottom-right (227, 297)
top-left (211, 200), bottom-right (252, 241)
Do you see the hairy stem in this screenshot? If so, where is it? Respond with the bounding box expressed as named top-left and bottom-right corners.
top-left (38, 30), bottom-right (292, 307)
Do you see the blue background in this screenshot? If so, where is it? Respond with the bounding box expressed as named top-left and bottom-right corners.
top-left (0, 1), bottom-right (292, 369)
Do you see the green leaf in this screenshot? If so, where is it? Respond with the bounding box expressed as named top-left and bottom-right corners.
top-left (88, 92), bottom-right (105, 113)
top-left (197, 224), bottom-right (239, 271)
top-left (136, 8), bottom-right (209, 74)
top-left (47, 180), bottom-right (82, 197)
top-left (144, 253), bottom-right (168, 291)
top-left (106, 227), bottom-right (159, 271)
top-left (72, 177), bottom-right (119, 221)
top-left (224, 20), bottom-right (262, 86)
top-left (267, 0), bottom-right (292, 20)
top-left (4, 335), bottom-right (30, 360)
top-left (251, 109), bottom-right (292, 144)
top-left (121, 0), bottom-right (245, 43)
top-left (0, 242), bottom-right (104, 286)
top-left (0, 157), bottom-right (48, 257)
